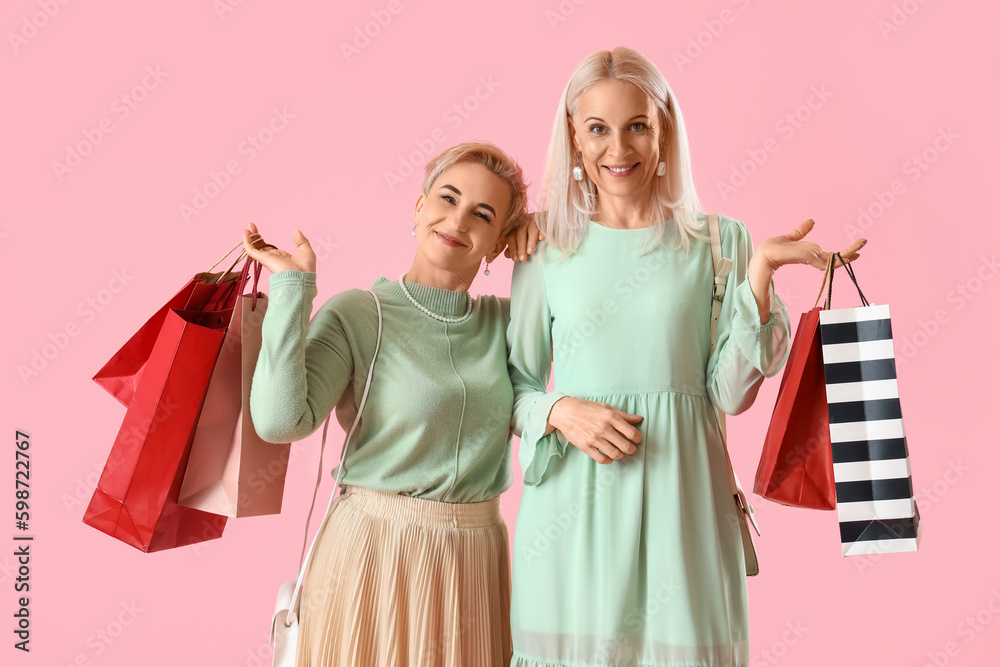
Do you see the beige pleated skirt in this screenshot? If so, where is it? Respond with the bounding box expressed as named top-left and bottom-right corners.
top-left (294, 485), bottom-right (512, 667)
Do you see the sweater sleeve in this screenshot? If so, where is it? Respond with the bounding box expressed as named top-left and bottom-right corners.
top-left (249, 270), bottom-right (354, 443)
top-left (506, 249), bottom-right (570, 486)
top-left (706, 218), bottom-right (792, 416)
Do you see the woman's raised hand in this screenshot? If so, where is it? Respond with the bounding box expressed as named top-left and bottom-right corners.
top-left (754, 218), bottom-right (865, 272)
top-left (546, 397), bottom-right (644, 464)
top-left (241, 222), bottom-right (317, 274)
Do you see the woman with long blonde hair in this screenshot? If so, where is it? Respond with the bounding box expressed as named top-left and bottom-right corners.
top-left (505, 47), bottom-right (864, 666)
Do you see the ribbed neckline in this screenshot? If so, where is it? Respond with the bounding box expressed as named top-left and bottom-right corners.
top-left (373, 275), bottom-right (473, 318)
top-left (588, 218), bottom-right (675, 231)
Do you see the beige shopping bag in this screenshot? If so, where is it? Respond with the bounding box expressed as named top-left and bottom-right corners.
top-left (178, 292), bottom-right (290, 517)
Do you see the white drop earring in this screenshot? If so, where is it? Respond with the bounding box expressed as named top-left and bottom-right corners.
top-left (484, 262), bottom-right (491, 276)
top-left (411, 222), bottom-right (417, 237)
top-left (656, 161), bottom-right (666, 176)
top-left (572, 152), bottom-right (583, 181)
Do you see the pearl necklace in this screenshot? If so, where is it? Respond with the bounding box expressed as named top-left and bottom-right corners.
top-left (397, 273), bottom-right (473, 323)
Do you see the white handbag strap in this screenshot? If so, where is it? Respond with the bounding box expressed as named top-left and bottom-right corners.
top-left (707, 214), bottom-right (760, 537)
top-left (285, 288), bottom-right (383, 626)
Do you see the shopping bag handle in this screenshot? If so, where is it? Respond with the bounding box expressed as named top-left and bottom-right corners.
top-left (835, 252), bottom-right (869, 307)
top-left (206, 240), bottom-right (244, 274)
top-left (812, 253), bottom-right (835, 310)
top-left (198, 243), bottom-right (264, 311)
top-left (231, 251), bottom-right (263, 311)
top-left (814, 252), bottom-right (869, 310)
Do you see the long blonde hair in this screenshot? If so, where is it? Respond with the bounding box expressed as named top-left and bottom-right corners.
top-left (538, 47), bottom-right (706, 258)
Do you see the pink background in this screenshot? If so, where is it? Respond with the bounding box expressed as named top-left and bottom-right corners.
top-left (3, 1), bottom-right (997, 665)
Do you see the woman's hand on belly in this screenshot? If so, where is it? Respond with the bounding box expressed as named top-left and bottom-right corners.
top-left (547, 397), bottom-right (644, 464)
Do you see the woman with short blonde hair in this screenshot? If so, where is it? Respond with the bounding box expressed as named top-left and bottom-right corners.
top-left (246, 140), bottom-right (530, 666)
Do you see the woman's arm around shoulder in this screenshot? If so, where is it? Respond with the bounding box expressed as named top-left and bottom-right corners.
top-left (505, 247), bottom-right (572, 485)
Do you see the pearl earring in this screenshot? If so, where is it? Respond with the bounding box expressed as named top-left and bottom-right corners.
top-left (411, 223), bottom-right (417, 237)
top-left (484, 262), bottom-right (491, 276)
top-left (656, 161), bottom-right (666, 176)
top-left (572, 152), bottom-right (583, 181)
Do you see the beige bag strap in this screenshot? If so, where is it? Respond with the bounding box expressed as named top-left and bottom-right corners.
top-left (708, 213), bottom-right (733, 357)
top-left (707, 214), bottom-right (761, 552)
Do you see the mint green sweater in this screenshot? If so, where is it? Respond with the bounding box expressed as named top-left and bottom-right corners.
top-left (249, 270), bottom-right (514, 504)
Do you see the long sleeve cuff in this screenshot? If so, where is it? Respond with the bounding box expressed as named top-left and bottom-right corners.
top-left (268, 269), bottom-right (316, 289)
top-left (518, 390), bottom-right (569, 486)
top-left (730, 278), bottom-right (790, 378)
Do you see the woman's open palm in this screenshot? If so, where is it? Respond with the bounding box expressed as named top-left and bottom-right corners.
top-left (756, 218), bottom-right (865, 271)
top-left (241, 222), bottom-right (317, 274)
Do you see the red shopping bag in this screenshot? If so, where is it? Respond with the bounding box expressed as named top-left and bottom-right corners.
top-left (92, 243), bottom-right (250, 408)
top-left (754, 256), bottom-right (837, 510)
top-left (84, 307), bottom-right (234, 551)
top-left (84, 253), bottom-right (262, 551)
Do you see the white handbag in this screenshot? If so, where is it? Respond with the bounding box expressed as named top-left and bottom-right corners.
top-left (706, 213), bottom-right (761, 577)
top-left (270, 289), bottom-right (383, 666)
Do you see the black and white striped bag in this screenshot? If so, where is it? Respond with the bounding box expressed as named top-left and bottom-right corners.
top-left (818, 258), bottom-right (921, 556)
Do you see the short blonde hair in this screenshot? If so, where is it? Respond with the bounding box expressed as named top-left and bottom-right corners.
top-left (422, 141), bottom-right (529, 238)
top-left (540, 47), bottom-right (707, 257)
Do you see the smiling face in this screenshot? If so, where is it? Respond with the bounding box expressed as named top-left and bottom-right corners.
top-left (413, 161), bottom-right (511, 275)
top-left (569, 78), bottom-right (664, 206)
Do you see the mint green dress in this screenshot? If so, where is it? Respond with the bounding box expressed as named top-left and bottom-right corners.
top-left (506, 215), bottom-right (791, 667)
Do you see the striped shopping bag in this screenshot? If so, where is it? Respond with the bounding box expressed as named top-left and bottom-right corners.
top-left (818, 258), bottom-right (922, 556)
